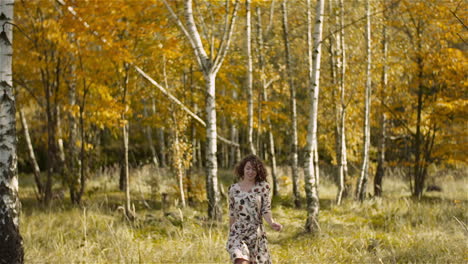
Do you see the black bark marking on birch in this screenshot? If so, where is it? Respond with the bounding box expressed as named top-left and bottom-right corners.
top-left (0, 199), bottom-right (24, 264)
top-left (0, 31), bottom-right (11, 46)
top-left (1, 81), bottom-right (11, 89)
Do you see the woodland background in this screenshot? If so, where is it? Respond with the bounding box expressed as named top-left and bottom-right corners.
top-left (0, 0), bottom-right (467, 262)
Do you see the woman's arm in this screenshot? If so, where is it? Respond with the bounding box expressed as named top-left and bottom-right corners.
top-left (263, 212), bottom-right (282, 231)
top-left (262, 212), bottom-right (274, 226)
top-left (261, 182), bottom-right (282, 231)
top-left (228, 184), bottom-right (236, 229)
top-left (230, 216), bottom-right (236, 228)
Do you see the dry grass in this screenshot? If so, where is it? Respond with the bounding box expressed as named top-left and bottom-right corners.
top-left (19, 166), bottom-right (467, 263)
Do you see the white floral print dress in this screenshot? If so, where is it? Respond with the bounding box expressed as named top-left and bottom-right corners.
top-left (226, 181), bottom-right (272, 264)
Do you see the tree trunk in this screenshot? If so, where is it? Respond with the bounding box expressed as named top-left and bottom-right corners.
top-left (164, 0), bottom-right (240, 220)
top-left (229, 84), bottom-right (241, 168)
top-left (56, 106), bottom-right (66, 170)
top-left (76, 82), bottom-right (88, 204)
top-left (121, 63), bottom-right (134, 220)
top-left (187, 66), bottom-right (196, 205)
top-left (304, 0), bottom-right (324, 233)
top-left (229, 122), bottom-right (238, 167)
top-left (122, 116), bottom-right (134, 219)
top-left (175, 128), bottom-right (186, 208)
top-left (157, 128), bottom-right (167, 168)
top-left (144, 101), bottom-right (160, 168)
top-left (281, 0), bottom-right (300, 208)
top-left (153, 95), bottom-right (167, 168)
top-left (19, 109), bottom-right (43, 200)
top-left (0, 0), bottom-right (24, 261)
top-left (229, 86), bottom-right (240, 168)
top-left (327, 0), bottom-right (339, 186)
top-left (205, 73), bottom-right (221, 219)
top-left (413, 56), bottom-right (424, 198)
top-left (336, 0), bottom-right (350, 205)
top-left (356, 0), bottom-right (372, 201)
top-left (374, 9), bottom-right (387, 197)
top-left (246, 0), bottom-right (256, 155)
top-left (66, 49), bottom-right (80, 204)
top-left (256, 6), bottom-right (279, 197)
top-left (44, 76), bottom-right (55, 205)
top-left (197, 137), bottom-right (203, 169)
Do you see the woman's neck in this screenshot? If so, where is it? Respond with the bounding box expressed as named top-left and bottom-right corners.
top-left (240, 178), bottom-right (256, 185)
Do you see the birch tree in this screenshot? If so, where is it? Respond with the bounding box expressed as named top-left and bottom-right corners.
top-left (19, 109), bottom-right (43, 201)
top-left (246, 0), bottom-right (255, 155)
top-left (281, 0), bottom-right (300, 208)
top-left (336, 0), bottom-right (350, 205)
top-left (66, 42), bottom-right (81, 204)
top-left (256, 5), bottom-right (280, 197)
top-left (120, 62), bottom-right (135, 219)
top-left (164, 0), bottom-right (240, 220)
top-left (356, 0), bottom-right (372, 201)
top-left (304, 0), bottom-right (325, 233)
top-left (229, 86), bottom-right (241, 168)
top-left (0, 0), bottom-right (24, 261)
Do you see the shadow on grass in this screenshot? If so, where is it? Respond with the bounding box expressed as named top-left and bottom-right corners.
top-left (268, 227), bottom-right (319, 245)
top-left (414, 194), bottom-right (468, 205)
top-left (272, 195), bottom-right (334, 211)
top-left (20, 189), bottom-right (166, 216)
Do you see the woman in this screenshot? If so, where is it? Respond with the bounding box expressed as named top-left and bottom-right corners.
top-left (226, 154), bottom-right (283, 264)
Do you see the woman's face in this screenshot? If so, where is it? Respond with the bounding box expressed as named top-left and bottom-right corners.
top-left (243, 161), bottom-right (257, 181)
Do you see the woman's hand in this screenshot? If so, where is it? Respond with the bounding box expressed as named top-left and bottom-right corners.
top-left (270, 222), bottom-right (283, 231)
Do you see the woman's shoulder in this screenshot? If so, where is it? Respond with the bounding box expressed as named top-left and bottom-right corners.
top-left (258, 181), bottom-right (270, 188)
top-left (255, 181), bottom-right (270, 193)
top-left (228, 182), bottom-right (239, 192)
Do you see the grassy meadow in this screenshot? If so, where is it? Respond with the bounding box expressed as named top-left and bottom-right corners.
top-left (19, 165), bottom-right (467, 263)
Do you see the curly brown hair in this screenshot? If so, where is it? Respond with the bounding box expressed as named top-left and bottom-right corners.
top-left (234, 154), bottom-right (268, 183)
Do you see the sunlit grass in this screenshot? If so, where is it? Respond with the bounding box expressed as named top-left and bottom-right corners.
top-left (20, 166), bottom-right (467, 263)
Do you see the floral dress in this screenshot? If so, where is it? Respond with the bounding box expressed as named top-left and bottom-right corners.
top-left (226, 181), bottom-right (272, 264)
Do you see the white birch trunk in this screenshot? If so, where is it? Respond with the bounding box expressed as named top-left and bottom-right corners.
top-left (0, 0), bottom-right (24, 261)
top-left (204, 73), bottom-right (220, 218)
top-left (56, 106), bottom-right (66, 165)
top-left (336, 0), bottom-right (349, 205)
top-left (328, 0), bottom-right (339, 172)
top-left (230, 88), bottom-right (240, 167)
top-left (121, 63), bottom-right (134, 220)
top-left (246, 0), bottom-right (255, 155)
top-left (174, 127), bottom-right (186, 208)
top-left (164, 0), bottom-right (240, 220)
top-left (19, 109), bottom-right (43, 199)
top-left (281, 0), bottom-right (300, 208)
top-left (256, 6), bottom-right (279, 197)
top-left (304, 0), bottom-right (324, 233)
top-left (122, 116), bottom-right (134, 219)
top-left (357, 0), bottom-right (372, 201)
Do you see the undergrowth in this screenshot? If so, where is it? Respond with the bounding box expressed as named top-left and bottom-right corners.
top-left (19, 166), bottom-right (467, 263)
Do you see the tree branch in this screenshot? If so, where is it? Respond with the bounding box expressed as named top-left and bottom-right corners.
top-left (162, 0), bottom-right (205, 71)
top-left (134, 65), bottom-right (239, 147)
top-left (57, 0), bottom-right (239, 148)
top-left (183, 0), bottom-right (210, 72)
top-left (212, 0), bottom-right (240, 75)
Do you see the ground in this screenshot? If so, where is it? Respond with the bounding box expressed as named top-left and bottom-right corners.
top-left (19, 166), bottom-right (467, 263)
